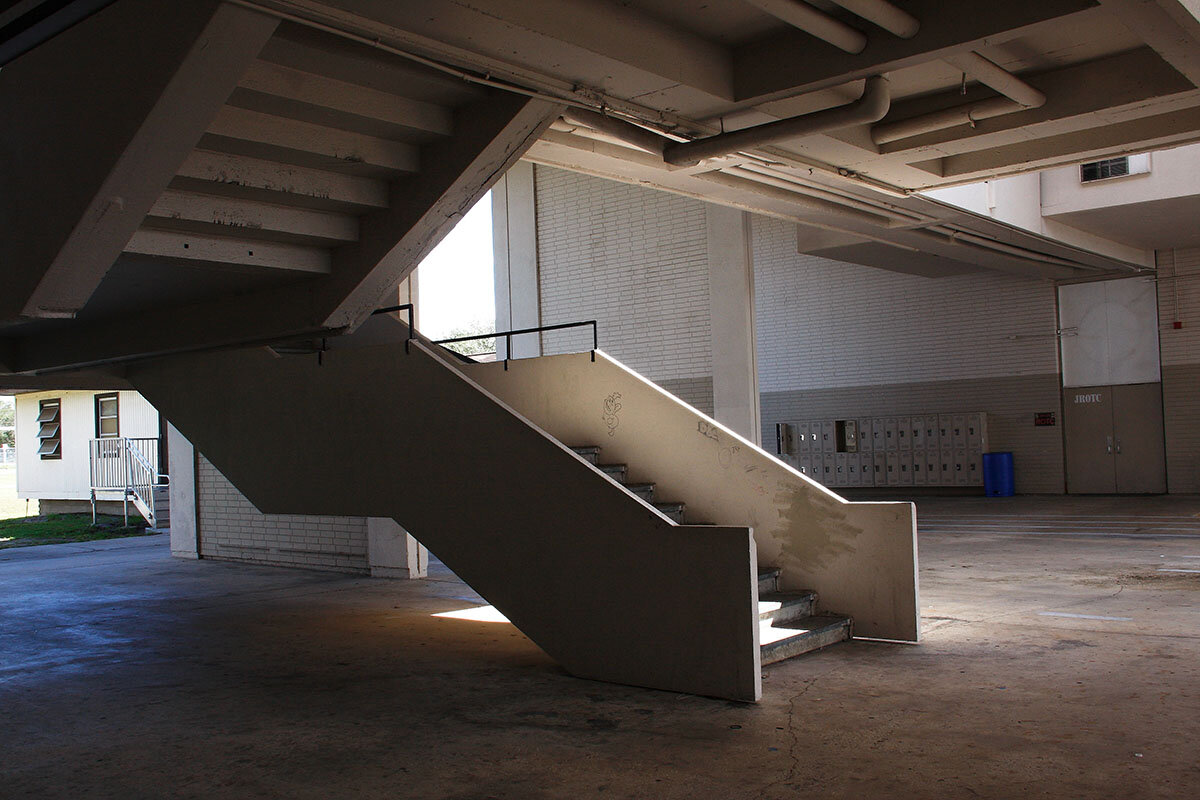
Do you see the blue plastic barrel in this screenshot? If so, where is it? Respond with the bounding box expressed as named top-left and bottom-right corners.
top-left (983, 452), bottom-right (1014, 497)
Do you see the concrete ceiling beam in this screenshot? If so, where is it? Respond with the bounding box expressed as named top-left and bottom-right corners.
top-left (144, 189), bottom-right (360, 246)
top-left (0, 0), bottom-right (279, 322)
top-left (872, 47), bottom-right (1194, 155)
top-left (8, 93), bottom-right (562, 373)
top-left (232, 59), bottom-right (454, 138)
top-left (201, 105), bottom-right (421, 175)
top-left (124, 229), bottom-right (332, 273)
top-left (732, 0), bottom-right (1095, 102)
top-left (1097, 0), bottom-right (1200, 86)
top-left (171, 151), bottom-right (390, 213)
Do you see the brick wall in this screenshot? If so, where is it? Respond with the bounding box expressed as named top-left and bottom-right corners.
top-left (751, 215), bottom-right (1066, 493)
top-left (1157, 248), bottom-right (1200, 492)
top-left (535, 166), bottom-right (714, 391)
top-left (197, 455), bottom-right (369, 573)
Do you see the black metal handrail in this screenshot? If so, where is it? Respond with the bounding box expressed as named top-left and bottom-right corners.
top-left (435, 320), bottom-right (598, 369)
top-left (370, 303), bottom-right (597, 368)
top-left (371, 303), bottom-right (415, 352)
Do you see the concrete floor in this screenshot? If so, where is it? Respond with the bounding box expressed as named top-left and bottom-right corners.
top-left (2, 497), bottom-right (1198, 799)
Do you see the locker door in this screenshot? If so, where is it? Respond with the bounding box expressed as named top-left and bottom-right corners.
top-left (858, 418), bottom-right (874, 452)
top-left (860, 453), bottom-right (876, 486)
top-left (912, 450), bottom-right (927, 485)
top-left (1113, 383), bottom-right (1167, 494)
top-left (1063, 385), bottom-right (1117, 494)
top-left (897, 416), bottom-right (912, 451)
top-left (924, 415), bottom-right (941, 451)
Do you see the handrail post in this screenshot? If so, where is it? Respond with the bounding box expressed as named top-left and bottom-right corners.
top-left (504, 332), bottom-right (512, 371)
top-left (591, 320), bottom-right (597, 362)
top-left (406, 306), bottom-right (414, 354)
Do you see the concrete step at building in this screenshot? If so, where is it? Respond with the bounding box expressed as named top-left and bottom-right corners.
top-left (760, 615), bottom-right (852, 665)
top-left (569, 444), bottom-right (851, 665)
top-left (653, 502), bottom-right (685, 523)
top-left (758, 591), bottom-right (818, 625)
top-left (624, 482), bottom-right (655, 501)
top-left (599, 463), bottom-right (628, 482)
top-left (758, 567), bottom-right (780, 595)
top-left (570, 446), bottom-right (600, 465)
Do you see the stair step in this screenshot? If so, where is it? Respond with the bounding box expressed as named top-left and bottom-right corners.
top-left (599, 463), bottom-right (628, 481)
top-left (760, 615), bottom-right (852, 665)
top-left (624, 482), bottom-right (655, 501)
top-left (758, 567), bottom-right (780, 595)
top-left (758, 591), bottom-right (818, 624)
top-left (653, 502), bottom-right (685, 523)
top-left (570, 446), bottom-right (601, 465)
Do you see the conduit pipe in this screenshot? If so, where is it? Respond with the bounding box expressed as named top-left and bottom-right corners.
top-left (872, 54), bottom-right (1045, 145)
top-left (828, 0), bottom-right (919, 38)
top-left (559, 109), bottom-right (669, 156)
top-left (665, 76), bottom-right (890, 165)
top-left (944, 52), bottom-right (1046, 109)
top-left (697, 170), bottom-right (893, 227)
top-left (743, 0), bottom-right (867, 53)
top-left (722, 164), bottom-right (924, 225)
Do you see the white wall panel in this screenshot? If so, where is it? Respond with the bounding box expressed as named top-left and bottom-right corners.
top-left (535, 166), bottom-right (712, 383)
top-left (1059, 277), bottom-right (1161, 387)
top-left (15, 390), bottom-right (159, 501)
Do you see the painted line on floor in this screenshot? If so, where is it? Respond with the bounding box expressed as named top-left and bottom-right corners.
top-left (1038, 612), bottom-right (1132, 621)
top-left (1157, 568), bottom-right (1200, 574)
top-left (920, 529), bottom-right (1200, 539)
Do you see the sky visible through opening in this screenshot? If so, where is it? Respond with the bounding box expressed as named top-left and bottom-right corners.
top-left (414, 193), bottom-right (495, 340)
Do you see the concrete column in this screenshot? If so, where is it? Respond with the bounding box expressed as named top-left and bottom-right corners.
top-left (166, 423), bottom-right (199, 559)
top-left (492, 161), bottom-right (541, 359)
top-left (367, 517), bottom-right (428, 579)
top-left (706, 205), bottom-right (762, 445)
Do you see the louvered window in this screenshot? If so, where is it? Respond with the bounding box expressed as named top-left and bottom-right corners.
top-left (37, 399), bottom-right (62, 460)
top-left (1080, 154), bottom-right (1150, 183)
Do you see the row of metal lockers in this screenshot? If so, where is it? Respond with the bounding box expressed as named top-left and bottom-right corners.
top-left (788, 449), bottom-right (986, 487)
top-left (775, 413), bottom-right (989, 455)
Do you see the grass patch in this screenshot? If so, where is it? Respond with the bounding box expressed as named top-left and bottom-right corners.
top-left (0, 513), bottom-right (156, 549)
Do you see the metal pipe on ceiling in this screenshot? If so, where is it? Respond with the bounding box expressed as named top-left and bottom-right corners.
top-left (743, 0), bottom-right (867, 53)
top-left (559, 109), bottom-right (670, 155)
top-left (722, 164), bottom-right (925, 225)
top-left (665, 76), bottom-right (890, 165)
top-left (944, 52), bottom-right (1046, 109)
top-left (697, 170), bottom-right (893, 227)
top-left (827, 0), bottom-right (919, 38)
top-left (871, 96), bottom-right (1025, 144)
top-left (872, 53), bottom-right (1046, 146)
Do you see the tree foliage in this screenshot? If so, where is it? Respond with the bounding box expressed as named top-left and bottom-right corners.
top-left (441, 321), bottom-right (496, 356)
top-left (0, 397), bottom-right (14, 448)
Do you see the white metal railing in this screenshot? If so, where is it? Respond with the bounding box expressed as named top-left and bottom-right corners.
top-left (0, 443), bottom-right (14, 465)
top-left (89, 437), bottom-right (167, 527)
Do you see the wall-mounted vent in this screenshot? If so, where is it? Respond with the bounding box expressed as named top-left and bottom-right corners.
top-left (1080, 154), bottom-right (1150, 183)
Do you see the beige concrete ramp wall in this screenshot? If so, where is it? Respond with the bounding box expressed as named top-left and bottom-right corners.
top-left (465, 352), bottom-right (919, 642)
top-left (127, 335), bottom-right (760, 701)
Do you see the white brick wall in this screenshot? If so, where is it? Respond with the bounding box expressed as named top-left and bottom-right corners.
top-left (1157, 248), bottom-right (1200, 492)
top-left (752, 215), bottom-right (1066, 492)
top-left (535, 166), bottom-right (713, 384)
top-left (197, 455), bottom-right (369, 573)
top-left (752, 216), bottom-right (1061, 392)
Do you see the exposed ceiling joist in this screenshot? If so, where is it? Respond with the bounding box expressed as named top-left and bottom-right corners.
top-left (145, 189), bottom-right (360, 246)
top-left (202, 105), bottom-right (421, 175)
top-left (171, 151), bottom-right (391, 213)
top-left (124, 230), bottom-right (332, 273)
top-left (232, 59), bottom-right (455, 139)
top-left (732, 0), bottom-right (1096, 102)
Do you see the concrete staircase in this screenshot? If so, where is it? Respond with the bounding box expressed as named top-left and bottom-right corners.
top-left (756, 568), bottom-right (852, 664)
top-left (572, 445), bottom-right (852, 664)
